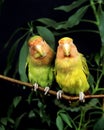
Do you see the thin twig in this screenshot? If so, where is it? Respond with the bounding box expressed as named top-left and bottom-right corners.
top-left (0, 74), bottom-right (104, 101)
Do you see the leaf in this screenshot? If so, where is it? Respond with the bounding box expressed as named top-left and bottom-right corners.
top-left (94, 53), bottom-right (100, 65)
top-left (36, 26), bottom-right (55, 50)
top-left (57, 110), bottom-right (73, 128)
top-left (88, 98), bottom-right (99, 107)
top-left (36, 18), bottom-right (57, 28)
top-left (0, 125), bottom-right (5, 130)
top-left (88, 73), bottom-right (95, 87)
top-left (100, 46), bottom-right (104, 58)
top-left (14, 113), bottom-right (27, 130)
top-left (0, 117), bottom-right (8, 126)
top-left (28, 110), bottom-right (36, 118)
top-left (18, 40), bottom-right (28, 82)
top-left (60, 112), bottom-right (72, 128)
top-left (4, 31), bottom-right (29, 76)
top-left (3, 28), bottom-right (25, 49)
top-left (56, 115), bottom-right (64, 130)
top-left (8, 118), bottom-right (15, 124)
top-left (4, 41), bottom-right (18, 75)
top-left (64, 5), bottom-right (89, 28)
top-left (54, 0), bottom-right (87, 12)
top-left (56, 5), bottom-right (89, 29)
top-left (13, 96), bottom-right (22, 108)
top-left (93, 116), bottom-right (104, 130)
top-left (97, 6), bottom-right (104, 45)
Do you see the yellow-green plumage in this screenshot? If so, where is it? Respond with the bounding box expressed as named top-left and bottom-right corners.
top-left (27, 35), bottom-right (55, 88)
top-left (27, 56), bottom-right (54, 87)
top-left (55, 37), bottom-right (89, 95)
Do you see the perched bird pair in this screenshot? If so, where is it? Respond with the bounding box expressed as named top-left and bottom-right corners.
top-left (26, 35), bottom-right (90, 102)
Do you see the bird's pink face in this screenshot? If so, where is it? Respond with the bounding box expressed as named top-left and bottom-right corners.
top-left (28, 37), bottom-right (51, 58)
top-left (57, 37), bottom-right (78, 58)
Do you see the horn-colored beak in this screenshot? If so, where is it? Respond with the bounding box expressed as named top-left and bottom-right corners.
top-left (35, 44), bottom-right (46, 57)
top-left (63, 43), bottom-right (70, 56)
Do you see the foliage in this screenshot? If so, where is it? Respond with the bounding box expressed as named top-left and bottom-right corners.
top-left (0, 0), bottom-right (104, 130)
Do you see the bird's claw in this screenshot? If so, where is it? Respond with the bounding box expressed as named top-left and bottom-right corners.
top-left (79, 92), bottom-right (85, 102)
top-left (44, 86), bottom-right (50, 95)
top-left (57, 90), bottom-right (63, 99)
top-left (33, 83), bottom-right (39, 91)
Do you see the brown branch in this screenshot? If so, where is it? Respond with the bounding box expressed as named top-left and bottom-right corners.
top-left (0, 74), bottom-right (104, 101)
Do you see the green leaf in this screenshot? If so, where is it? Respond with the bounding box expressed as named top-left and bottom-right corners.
top-left (28, 110), bottom-right (36, 118)
top-left (94, 53), bottom-right (100, 65)
top-left (4, 31), bottom-right (29, 76)
top-left (93, 116), bottom-right (104, 130)
top-left (14, 113), bottom-right (27, 130)
top-left (8, 118), bottom-right (15, 124)
top-left (97, 6), bottom-right (104, 45)
top-left (36, 26), bottom-right (55, 50)
top-left (18, 40), bottom-right (28, 82)
top-left (36, 18), bottom-right (57, 28)
top-left (60, 112), bottom-right (72, 128)
top-left (88, 98), bottom-right (99, 107)
top-left (88, 73), bottom-right (95, 87)
top-left (54, 0), bottom-right (87, 12)
top-left (56, 5), bottom-right (89, 29)
top-left (64, 5), bottom-right (89, 28)
top-left (13, 96), bottom-right (22, 108)
top-left (100, 46), bottom-right (104, 58)
top-left (0, 117), bottom-right (8, 126)
top-left (56, 115), bottom-right (64, 130)
top-left (4, 41), bottom-right (18, 75)
top-left (0, 125), bottom-right (5, 130)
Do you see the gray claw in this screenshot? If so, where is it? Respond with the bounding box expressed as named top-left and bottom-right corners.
top-left (44, 86), bottom-right (50, 95)
top-left (33, 83), bottom-right (39, 91)
top-left (57, 90), bottom-right (63, 99)
top-left (79, 92), bottom-right (85, 102)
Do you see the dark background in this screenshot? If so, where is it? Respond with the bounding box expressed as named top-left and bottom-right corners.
top-left (0, 0), bottom-right (101, 119)
top-left (0, 0), bottom-right (72, 44)
top-left (0, 0), bottom-right (101, 54)
top-left (0, 0), bottom-right (76, 72)
top-left (0, 0), bottom-right (75, 116)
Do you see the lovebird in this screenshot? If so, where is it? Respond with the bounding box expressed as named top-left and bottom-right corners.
top-left (27, 35), bottom-right (55, 94)
top-left (55, 37), bottom-right (90, 102)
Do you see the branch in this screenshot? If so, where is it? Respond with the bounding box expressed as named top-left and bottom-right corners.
top-left (0, 74), bottom-right (104, 101)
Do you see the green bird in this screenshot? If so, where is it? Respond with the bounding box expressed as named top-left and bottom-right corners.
top-left (27, 35), bottom-right (55, 94)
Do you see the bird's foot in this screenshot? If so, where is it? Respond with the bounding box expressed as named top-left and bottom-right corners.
top-left (44, 86), bottom-right (50, 95)
top-left (33, 83), bottom-right (39, 91)
top-left (57, 90), bottom-right (63, 99)
top-left (79, 92), bottom-right (85, 102)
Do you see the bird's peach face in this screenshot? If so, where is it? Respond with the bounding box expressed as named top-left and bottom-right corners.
top-left (58, 42), bottom-right (72, 57)
top-left (58, 37), bottom-right (73, 57)
top-left (29, 39), bottom-right (47, 58)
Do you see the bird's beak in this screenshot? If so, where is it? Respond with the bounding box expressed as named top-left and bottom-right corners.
top-left (63, 43), bottom-right (70, 56)
top-left (35, 44), bottom-right (46, 57)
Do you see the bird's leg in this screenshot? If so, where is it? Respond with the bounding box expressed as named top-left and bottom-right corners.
top-left (44, 86), bottom-right (50, 95)
top-left (57, 90), bottom-right (63, 99)
top-left (33, 83), bottom-right (39, 91)
top-left (79, 92), bottom-right (85, 102)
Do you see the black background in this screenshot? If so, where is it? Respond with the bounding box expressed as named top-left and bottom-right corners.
top-left (0, 0), bottom-right (101, 119)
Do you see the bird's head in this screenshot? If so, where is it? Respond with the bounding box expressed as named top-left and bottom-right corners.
top-left (28, 35), bottom-right (47, 58)
top-left (58, 37), bottom-right (73, 56)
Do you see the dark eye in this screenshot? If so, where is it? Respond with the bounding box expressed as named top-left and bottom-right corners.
top-left (41, 40), bottom-right (45, 45)
top-left (59, 43), bottom-right (63, 47)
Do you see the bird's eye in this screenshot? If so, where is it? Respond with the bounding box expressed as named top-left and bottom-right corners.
top-left (43, 40), bottom-right (45, 43)
top-left (41, 40), bottom-right (45, 45)
top-left (59, 43), bottom-right (63, 47)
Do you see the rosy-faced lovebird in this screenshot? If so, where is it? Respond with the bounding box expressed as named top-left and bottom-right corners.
top-left (27, 35), bottom-right (55, 94)
top-left (55, 37), bottom-right (90, 102)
